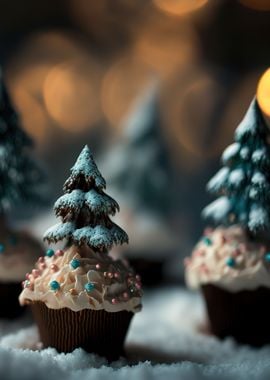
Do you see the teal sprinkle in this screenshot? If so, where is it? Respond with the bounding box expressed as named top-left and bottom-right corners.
top-left (70, 258), bottom-right (80, 269)
top-left (0, 244), bottom-right (5, 253)
top-left (46, 249), bottom-right (54, 257)
top-left (226, 257), bottom-right (236, 268)
top-left (265, 253), bottom-right (270, 262)
top-left (203, 237), bottom-right (212, 246)
top-left (50, 280), bottom-right (60, 291)
top-left (84, 283), bottom-right (95, 292)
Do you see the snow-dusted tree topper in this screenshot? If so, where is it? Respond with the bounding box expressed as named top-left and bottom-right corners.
top-left (0, 71), bottom-right (46, 213)
top-left (203, 98), bottom-right (270, 234)
top-left (44, 145), bottom-right (128, 251)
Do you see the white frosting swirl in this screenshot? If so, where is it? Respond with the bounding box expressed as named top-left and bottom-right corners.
top-left (0, 230), bottom-right (43, 283)
top-left (185, 226), bottom-right (270, 292)
top-left (19, 245), bottom-right (142, 313)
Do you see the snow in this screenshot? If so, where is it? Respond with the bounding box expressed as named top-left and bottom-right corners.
top-left (228, 168), bottom-right (245, 188)
top-left (248, 206), bottom-right (269, 232)
top-left (67, 146), bottom-right (106, 190)
top-left (54, 189), bottom-right (119, 216)
top-left (72, 224), bottom-right (128, 249)
top-left (234, 99), bottom-right (259, 142)
top-left (1, 287), bottom-right (270, 380)
top-left (207, 167), bottom-right (229, 194)
top-left (221, 143), bottom-right (240, 164)
top-left (44, 222), bottom-right (75, 242)
top-left (251, 172), bottom-right (266, 187)
top-left (202, 197), bottom-right (231, 223)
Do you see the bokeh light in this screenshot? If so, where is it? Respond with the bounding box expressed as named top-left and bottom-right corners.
top-left (257, 68), bottom-right (270, 119)
top-left (101, 55), bottom-right (155, 127)
top-left (7, 64), bottom-right (53, 144)
top-left (162, 70), bottom-right (225, 159)
top-left (43, 59), bottom-right (101, 132)
top-left (133, 21), bottom-right (197, 78)
top-left (153, 0), bottom-right (208, 17)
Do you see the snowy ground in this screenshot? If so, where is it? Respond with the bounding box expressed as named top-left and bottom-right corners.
top-left (0, 287), bottom-right (270, 380)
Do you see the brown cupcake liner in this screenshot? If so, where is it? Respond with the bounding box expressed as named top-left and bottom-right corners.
top-left (31, 301), bottom-right (133, 360)
top-left (0, 282), bottom-right (25, 319)
top-left (202, 284), bottom-right (270, 347)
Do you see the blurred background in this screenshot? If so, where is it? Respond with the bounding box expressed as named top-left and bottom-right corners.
top-left (2, 0), bottom-right (270, 283)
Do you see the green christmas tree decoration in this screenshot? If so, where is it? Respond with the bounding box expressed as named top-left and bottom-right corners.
top-left (44, 145), bottom-right (128, 252)
top-left (0, 70), bottom-right (46, 214)
top-left (105, 86), bottom-right (174, 217)
top-left (203, 98), bottom-right (270, 235)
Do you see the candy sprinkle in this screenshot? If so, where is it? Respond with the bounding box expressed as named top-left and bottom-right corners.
top-left (49, 280), bottom-right (60, 291)
top-left (55, 249), bottom-right (64, 257)
top-left (203, 237), bottom-right (212, 246)
top-left (226, 257), bottom-right (236, 268)
top-left (264, 252), bottom-right (270, 262)
top-left (70, 258), bottom-right (80, 270)
top-left (0, 244), bottom-right (5, 253)
top-left (46, 249), bottom-right (54, 257)
top-left (84, 283), bottom-right (95, 292)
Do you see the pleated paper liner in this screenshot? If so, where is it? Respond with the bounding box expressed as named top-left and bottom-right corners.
top-left (202, 284), bottom-right (270, 347)
top-left (31, 301), bottom-right (133, 361)
top-left (0, 282), bottom-right (25, 318)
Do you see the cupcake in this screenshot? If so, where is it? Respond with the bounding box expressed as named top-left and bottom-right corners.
top-left (0, 70), bottom-right (46, 318)
top-left (19, 145), bottom-right (142, 360)
top-left (0, 225), bottom-right (43, 318)
top-left (185, 99), bottom-right (270, 346)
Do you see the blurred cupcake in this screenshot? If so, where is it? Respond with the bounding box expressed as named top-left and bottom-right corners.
top-left (0, 225), bottom-right (43, 318)
top-left (0, 70), bottom-right (46, 318)
top-left (19, 145), bottom-right (142, 360)
top-left (185, 99), bottom-right (270, 346)
top-left (185, 226), bottom-right (270, 345)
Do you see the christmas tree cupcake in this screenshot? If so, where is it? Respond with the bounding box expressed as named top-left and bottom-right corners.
top-left (185, 98), bottom-right (270, 346)
top-left (19, 146), bottom-right (142, 360)
top-left (0, 71), bottom-right (45, 318)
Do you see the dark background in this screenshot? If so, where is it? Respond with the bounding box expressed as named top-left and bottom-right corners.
top-left (1, 0), bottom-right (270, 261)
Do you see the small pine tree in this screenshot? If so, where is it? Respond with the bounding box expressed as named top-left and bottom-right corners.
top-left (0, 71), bottom-right (46, 214)
top-left (105, 87), bottom-right (174, 217)
top-left (203, 98), bottom-right (270, 235)
top-left (44, 145), bottom-right (128, 252)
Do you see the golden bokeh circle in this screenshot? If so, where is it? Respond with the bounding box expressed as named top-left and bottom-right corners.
top-left (257, 68), bottom-right (270, 118)
top-left (153, 0), bottom-right (208, 17)
top-left (101, 55), bottom-right (155, 127)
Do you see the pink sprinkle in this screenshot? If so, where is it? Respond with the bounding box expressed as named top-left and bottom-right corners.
top-left (108, 272), bottom-right (113, 279)
top-left (232, 249), bottom-right (241, 257)
top-left (55, 249), bottom-right (64, 256)
top-left (38, 257), bottom-right (45, 263)
top-left (111, 298), bottom-right (117, 304)
top-left (135, 282), bottom-right (141, 290)
top-left (260, 246), bottom-right (266, 254)
top-left (114, 272), bottom-right (119, 279)
top-left (135, 274), bottom-right (141, 281)
top-left (123, 292), bottom-right (129, 299)
top-left (200, 264), bottom-right (209, 273)
top-left (194, 249), bottom-right (204, 257)
top-left (50, 264), bottom-right (58, 272)
top-left (25, 273), bottom-right (30, 280)
top-left (32, 269), bottom-right (40, 278)
top-left (96, 264), bottom-right (101, 270)
top-left (239, 243), bottom-right (246, 252)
